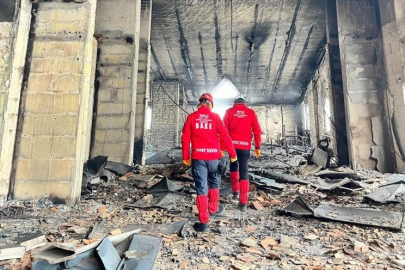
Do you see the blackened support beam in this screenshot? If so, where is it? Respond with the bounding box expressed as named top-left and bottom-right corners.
top-left (198, 32), bottom-right (209, 86)
top-left (150, 43), bottom-right (166, 80)
top-left (244, 1), bottom-right (259, 96)
top-left (233, 34), bottom-right (239, 78)
top-left (283, 25), bottom-right (314, 102)
top-left (163, 33), bottom-right (179, 79)
top-left (214, 0), bottom-right (223, 79)
top-left (174, 2), bottom-right (195, 89)
top-left (269, 0), bottom-right (302, 102)
top-left (262, 0), bottom-right (284, 94)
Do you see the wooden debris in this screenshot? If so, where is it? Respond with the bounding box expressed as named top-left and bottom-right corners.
top-left (252, 201), bottom-right (264, 211)
top-left (179, 259), bottom-right (189, 269)
top-left (245, 247), bottom-right (263, 255)
top-left (272, 245), bottom-right (289, 253)
top-left (198, 263), bottom-right (211, 269)
top-left (241, 237), bottom-right (257, 247)
top-left (98, 205), bottom-right (107, 214)
top-left (354, 241), bottom-right (369, 253)
top-left (109, 229), bottom-right (122, 236)
top-left (245, 226), bottom-right (259, 233)
top-left (232, 261), bottom-right (251, 270)
top-left (260, 236), bottom-right (277, 251)
top-left (303, 234), bottom-right (319, 241)
top-left (236, 254), bottom-right (257, 262)
top-left (267, 251), bottom-right (281, 260)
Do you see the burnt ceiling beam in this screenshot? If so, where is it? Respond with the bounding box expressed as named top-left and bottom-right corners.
top-left (262, 0), bottom-right (284, 94)
top-left (198, 32), bottom-right (209, 86)
top-left (174, 1), bottom-right (195, 90)
top-left (230, 0), bottom-right (234, 52)
top-left (244, 1), bottom-right (259, 96)
top-left (283, 25), bottom-right (314, 103)
top-left (269, 0), bottom-right (302, 102)
top-left (163, 32), bottom-right (179, 79)
top-left (233, 34), bottom-right (239, 78)
top-left (291, 25), bottom-right (314, 79)
top-left (214, 0), bottom-right (223, 79)
top-left (151, 43), bottom-right (166, 80)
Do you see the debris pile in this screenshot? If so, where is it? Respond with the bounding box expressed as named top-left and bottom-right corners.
top-left (0, 147), bottom-right (405, 269)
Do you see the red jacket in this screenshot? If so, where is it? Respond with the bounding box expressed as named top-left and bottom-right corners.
top-left (182, 105), bottom-right (236, 160)
top-left (223, 103), bottom-right (262, 150)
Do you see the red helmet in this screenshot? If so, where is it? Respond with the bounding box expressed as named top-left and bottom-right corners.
top-left (199, 93), bottom-right (214, 107)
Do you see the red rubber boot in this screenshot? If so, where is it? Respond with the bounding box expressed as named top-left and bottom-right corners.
top-left (238, 180), bottom-right (249, 212)
top-left (230, 171), bottom-right (240, 199)
top-left (194, 195), bottom-right (209, 232)
top-left (208, 189), bottom-right (224, 217)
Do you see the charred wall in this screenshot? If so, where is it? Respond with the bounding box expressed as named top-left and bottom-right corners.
top-left (379, 0), bottom-right (405, 172)
top-left (253, 105), bottom-right (301, 144)
top-left (303, 45), bottom-right (338, 157)
top-left (337, 0), bottom-right (393, 172)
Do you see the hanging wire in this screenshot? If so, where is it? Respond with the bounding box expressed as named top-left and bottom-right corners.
top-left (151, 67), bottom-right (190, 115)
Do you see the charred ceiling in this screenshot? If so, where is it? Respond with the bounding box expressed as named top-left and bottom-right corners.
top-left (151, 0), bottom-right (326, 105)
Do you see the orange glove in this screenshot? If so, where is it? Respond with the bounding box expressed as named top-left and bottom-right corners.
top-left (221, 150), bottom-right (225, 157)
top-left (230, 156), bottom-right (237, 163)
top-left (183, 159), bottom-right (191, 166)
top-left (254, 149), bottom-right (261, 158)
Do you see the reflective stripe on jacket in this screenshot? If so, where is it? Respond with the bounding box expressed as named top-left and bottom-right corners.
top-left (182, 106), bottom-right (236, 160)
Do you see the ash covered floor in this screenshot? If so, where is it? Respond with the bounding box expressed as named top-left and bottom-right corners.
top-left (1, 147), bottom-right (405, 270)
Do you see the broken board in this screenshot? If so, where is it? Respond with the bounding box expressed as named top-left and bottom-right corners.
top-left (313, 203), bottom-right (403, 230)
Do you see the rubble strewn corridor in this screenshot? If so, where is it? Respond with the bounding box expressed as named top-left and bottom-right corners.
top-left (1, 0), bottom-right (405, 269)
top-left (2, 148), bottom-right (405, 269)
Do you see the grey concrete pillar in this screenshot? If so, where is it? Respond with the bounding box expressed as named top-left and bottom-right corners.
top-left (91, 0), bottom-right (142, 164)
top-left (0, 0), bottom-right (32, 202)
top-left (9, 0), bottom-right (98, 204)
top-left (134, 0), bottom-right (152, 165)
top-left (337, 0), bottom-right (393, 172)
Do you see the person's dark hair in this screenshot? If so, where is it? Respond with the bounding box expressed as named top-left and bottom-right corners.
top-left (234, 98), bottom-right (246, 104)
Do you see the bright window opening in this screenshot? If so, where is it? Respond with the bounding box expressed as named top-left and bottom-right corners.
top-left (146, 107), bottom-right (152, 130)
top-left (211, 78), bottom-right (240, 100)
top-left (323, 98), bottom-right (331, 133)
top-left (302, 103), bottom-right (310, 130)
top-left (211, 78), bottom-right (241, 119)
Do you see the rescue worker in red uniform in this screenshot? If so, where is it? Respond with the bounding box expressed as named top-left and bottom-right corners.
top-left (223, 94), bottom-right (261, 212)
top-left (182, 93), bottom-right (237, 232)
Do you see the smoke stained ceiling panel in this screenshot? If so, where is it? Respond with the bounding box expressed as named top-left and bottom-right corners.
top-left (151, 0), bottom-right (326, 105)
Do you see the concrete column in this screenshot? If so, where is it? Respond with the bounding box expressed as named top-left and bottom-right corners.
top-left (134, 1), bottom-right (152, 165)
top-left (0, 0), bottom-right (32, 201)
top-left (336, 0), bottom-right (393, 172)
top-left (0, 23), bottom-right (13, 156)
top-left (91, 0), bottom-right (142, 164)
top-left (379, 0), bottom-right (405, 172)
top-left (325, 0), bottom-right (349, 165)
top-left (10, 0), bottom-right (97, 204)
